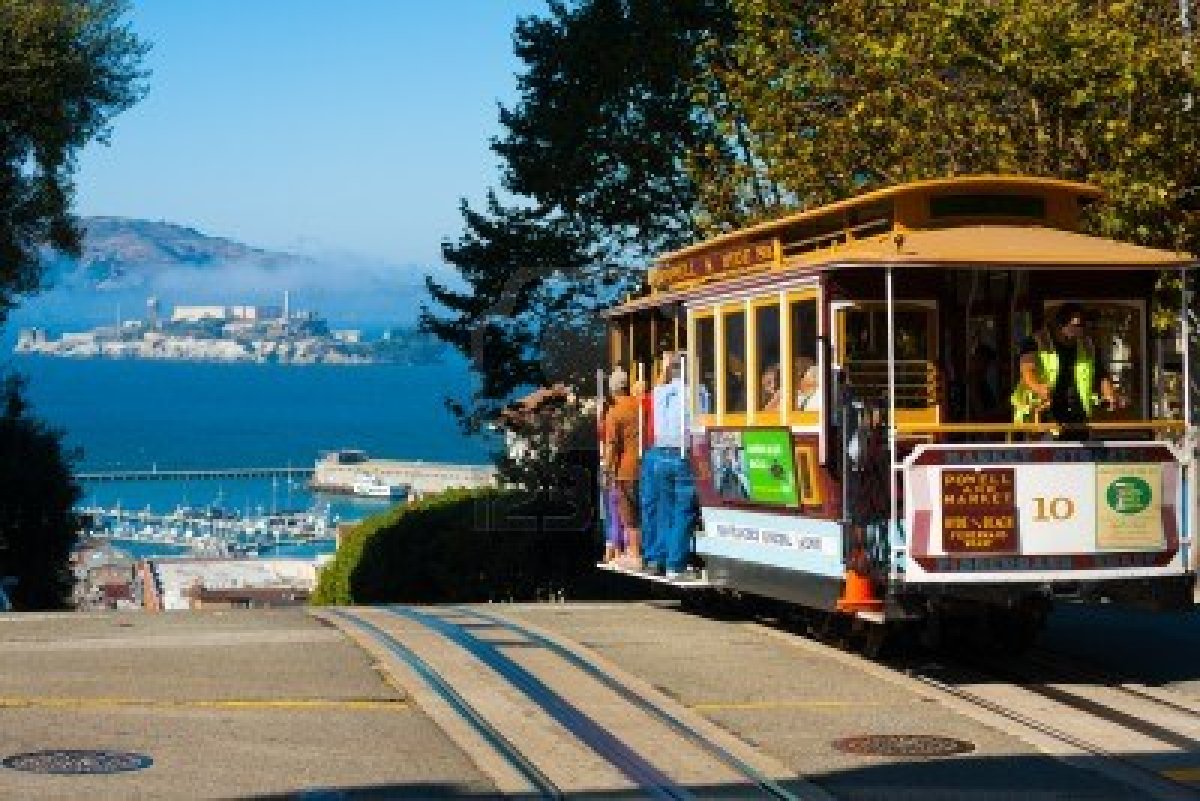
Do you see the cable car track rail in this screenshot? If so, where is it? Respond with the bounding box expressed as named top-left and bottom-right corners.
top-left (445, 605), bottom-right (802, 801)
top-left (383, 605), bottom-right (693, 801)
top-left (907, 663), bottom-right (1200, 800)
top-left (706, 603), bottom-right (1200, 800)
top-left (329, 605), bottom-right (820, 800)
top-left (326, 608), bottom-right (562, 800)
top-left (1027, 648), bottom-right (1200, 724)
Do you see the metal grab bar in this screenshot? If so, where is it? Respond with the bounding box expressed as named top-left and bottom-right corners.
top-left (895, 420), bottom-right (1186, 435)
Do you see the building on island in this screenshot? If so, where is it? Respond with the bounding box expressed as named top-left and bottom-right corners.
top-left (171, 304), bottom-right (282, 323)
top-left (14, 291), bottom-right (442, 366)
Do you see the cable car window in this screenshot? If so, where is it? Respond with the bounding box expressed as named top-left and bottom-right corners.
top-left (844, 309), bottom-right (929, 361)
top-left (755, 303), bottom-right (781, 412)
top-left (790, 298), bottom-right (820, 412)
top-left (611, 324), bottom-right (627, 376)
top-left (648, 307), bottom-right (677, 382)
top-left (695, 316), bottom-right (715, 414)
top-left (723, 309), bottom-right (747, 414)
top-left (632, 315), bottom-right (652, 383)
top-left (654, 308), bottom-right (675, 355)
top-left (841, 306), bottom-right (935, 410)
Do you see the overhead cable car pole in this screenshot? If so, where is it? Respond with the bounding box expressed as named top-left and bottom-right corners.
top-left (1183, 261), bottom-right (1196, 576)
top-left (1179, 0), bottom-right (1195, 576)
top-left (886, 264), bottom-right (898, 576)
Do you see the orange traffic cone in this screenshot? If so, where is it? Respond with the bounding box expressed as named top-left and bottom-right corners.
top-left (836, 566), bottom-right (883, 613)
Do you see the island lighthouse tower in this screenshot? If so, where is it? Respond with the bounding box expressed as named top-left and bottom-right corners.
top-left (146, 296), bottom-right (160, 330)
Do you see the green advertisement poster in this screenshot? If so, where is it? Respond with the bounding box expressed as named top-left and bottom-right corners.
top-left (741, 429), bottom-right (799, 506)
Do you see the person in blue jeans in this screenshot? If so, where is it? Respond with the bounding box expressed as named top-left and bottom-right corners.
top-left (639, 354), bottom-right (699, 580)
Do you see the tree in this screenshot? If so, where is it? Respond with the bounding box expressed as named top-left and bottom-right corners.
top-left (423, 194), bottom-right (601, 434)
top-left (0, 0), bottom-right (149, 322)
top-left (692, 0), bottom-right (1200, 265)
top-left (0, 374), bottom-right (80, 609)
top-left (0, 1), bottom-right (146, 608)
top-left (423, 0), bottom-right (731, 439)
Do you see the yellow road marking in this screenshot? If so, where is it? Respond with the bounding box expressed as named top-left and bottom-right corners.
top-left (0, 697), bottom-right (409, 711)
top-left (691, 699), bottom-right (907, 712)
top-left (1162, 768), bottom-right (1200, 782)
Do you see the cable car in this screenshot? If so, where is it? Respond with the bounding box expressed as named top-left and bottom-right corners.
top-left (601, 176), bottom-right (1197, 645)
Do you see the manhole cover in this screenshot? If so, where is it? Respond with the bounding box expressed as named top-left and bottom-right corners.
top-left (2, 750), bottom-right (153, 775)
top-left (832, 735), bottom-right (975, 758)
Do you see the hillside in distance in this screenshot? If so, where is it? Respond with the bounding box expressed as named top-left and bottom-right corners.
top-left (49, 217), bottom-right (308, 290)
top-left (24, 217), bottom-right (441, 328)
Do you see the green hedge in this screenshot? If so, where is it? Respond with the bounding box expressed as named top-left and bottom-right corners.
top-left (312, 487), bottom-right (603, 605)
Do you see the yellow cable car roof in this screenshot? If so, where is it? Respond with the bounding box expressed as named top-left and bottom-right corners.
top-left (604, 176), bottom-right (1195, 317)
top-left (816, 224), bottom-right (1191, 268)
top-left (661, 175), bottom-right (1104, 264)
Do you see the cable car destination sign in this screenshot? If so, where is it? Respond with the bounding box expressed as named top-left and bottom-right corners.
top-left (904, 444), bottom-right (1180, 580)
top-left (651, 238), bottom-right (778, 290)
top-left (940, 468), bottom-right (1017, 553)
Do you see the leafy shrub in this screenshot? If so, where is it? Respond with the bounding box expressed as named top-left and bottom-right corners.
top-left (312, 486), bottom-right (603, 605)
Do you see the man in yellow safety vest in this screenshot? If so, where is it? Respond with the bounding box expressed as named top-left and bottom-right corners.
top-left (1010, 302), bottom-right (1121, 428)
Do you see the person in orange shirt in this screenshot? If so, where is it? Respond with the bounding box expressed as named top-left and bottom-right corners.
top-left (604, 368), bottom-right (642, 569)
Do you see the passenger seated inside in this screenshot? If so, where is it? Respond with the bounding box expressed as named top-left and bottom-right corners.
top-left (760, 363), bottom-right (781, 411)
top-left (793, 355), bottom-right (819, 410)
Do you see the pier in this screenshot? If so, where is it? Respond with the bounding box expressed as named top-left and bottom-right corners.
top-left (76, 466), bottom-right (315, 483)
top-left (311, 452), bottom-right (497, 496)
top-left (75, 454), bottom-right (498, 498)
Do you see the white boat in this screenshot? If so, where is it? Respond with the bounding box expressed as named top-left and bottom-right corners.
top-left (351, 473), bottom-right (406, 499)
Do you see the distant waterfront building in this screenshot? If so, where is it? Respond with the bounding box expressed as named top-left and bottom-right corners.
top-left (15, 328), bottom-right (47, 350)
top-left (171, 304), bottom-right (282, 323)
top-left (139, 558), bottom-right (319, 611)
top-left (62, 332), bottom-right (98, 345)
top-left (171, 305), bottom-right (228, 323)
top-left (229, 305), bottom-right (282, 321)
top-left (146, 296), bottom-right (160, 330)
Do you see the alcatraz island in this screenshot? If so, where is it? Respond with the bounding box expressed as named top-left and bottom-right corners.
top-left (15, 292), bottom-right (442, 366)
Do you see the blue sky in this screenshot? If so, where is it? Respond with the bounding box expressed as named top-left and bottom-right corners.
top-left (75, 1), bottom-right (546, 267)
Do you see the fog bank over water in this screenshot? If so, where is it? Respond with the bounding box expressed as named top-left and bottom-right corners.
top-left (13, 216), bottom-right (463, 332)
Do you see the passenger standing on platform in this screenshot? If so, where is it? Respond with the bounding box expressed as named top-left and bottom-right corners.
top-left (640, 353), bottom-right (700, 581)
top-left (604, 368), bottom-right (642, 568)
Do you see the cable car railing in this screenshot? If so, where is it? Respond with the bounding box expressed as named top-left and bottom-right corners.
top-left (842, 359), bottom-right (938, 409)
top-left (840, 359), bottom-right (1185, 442)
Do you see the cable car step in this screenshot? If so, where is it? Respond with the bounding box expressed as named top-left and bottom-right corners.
top-left (595, 561), bottom-right (714, 589)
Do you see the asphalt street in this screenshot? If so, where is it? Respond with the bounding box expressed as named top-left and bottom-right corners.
top-left (0, 602), bottom-right (1196, 799)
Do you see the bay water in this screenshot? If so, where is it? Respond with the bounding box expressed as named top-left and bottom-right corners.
top-left (2, 339), bottom-right (493, 525)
